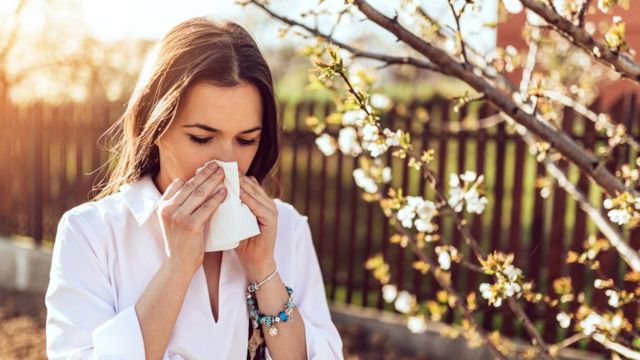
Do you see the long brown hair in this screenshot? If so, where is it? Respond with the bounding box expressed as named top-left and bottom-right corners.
top-left (94, 17), bottom-right (281, 199)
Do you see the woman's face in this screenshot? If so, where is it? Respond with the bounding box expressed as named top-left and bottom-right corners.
top-left (154, 81), bottom-right (263, 191)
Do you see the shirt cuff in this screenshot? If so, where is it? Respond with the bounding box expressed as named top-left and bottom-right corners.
top-left (92, 305), bottom-right (146, 359)
top-left (302, 318), bottom-right (342, 360)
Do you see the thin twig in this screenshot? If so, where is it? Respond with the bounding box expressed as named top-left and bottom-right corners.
top-left (351, 0), bottom-right (633, 198)
top-left (446, 0), bottom-right (471, 66)
top-left (246, 0), bottom-right (445, 75)
top-left (520, 0), bottom-right (640, 83)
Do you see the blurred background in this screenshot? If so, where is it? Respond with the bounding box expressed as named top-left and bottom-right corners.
top-left (1, 0), bottom-right (639, 359)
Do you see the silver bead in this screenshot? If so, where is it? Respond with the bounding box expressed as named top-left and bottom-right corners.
top-left (269, 326), bottom-right (279, 336)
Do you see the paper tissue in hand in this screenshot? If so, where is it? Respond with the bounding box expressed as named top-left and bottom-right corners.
top-left (204, 160), bottom-right (261, 252)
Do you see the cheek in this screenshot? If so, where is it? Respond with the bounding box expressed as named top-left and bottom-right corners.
top-left (157, 134), bottom-right (210, 180)
top-left (237, 147), bottom-right (259, 176)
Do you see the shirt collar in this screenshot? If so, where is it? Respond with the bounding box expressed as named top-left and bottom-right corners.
top-left (120, 175), bottom-right (162, 226)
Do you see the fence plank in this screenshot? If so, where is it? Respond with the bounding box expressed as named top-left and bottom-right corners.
top-left (483, 120), bottom-right (507, 330)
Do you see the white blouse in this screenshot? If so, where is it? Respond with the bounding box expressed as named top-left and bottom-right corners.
top-left (44, 175), bottom-right (343, 359)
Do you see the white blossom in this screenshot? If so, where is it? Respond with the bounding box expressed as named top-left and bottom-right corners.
top-left (603, 198), bottom-right (613, 209)
top-left (397, 205), bottom-right (416, 228)
top-left (503, 265), bottom-right (522, 282)
top-left (448, 172), bottom-right (488, 215)
top-left (362, 123), bottom-right (379, 142)
top-left (382, 284), bottom-right (398, 303)
top-left (608, 208), bottom-right (632, 225)
top-left (394, 290), bottom-right (415, 314)
top-left (382, 167), bottom-right (392, 183)
top-left (396, 195), bottom-right (437, 232)
top-left (383, 128), bottom-right (402, 147)
top-left (370, 93), bottom-right (392, 109)
top-left (415, 200), bottom-right (437, 220)
top-left (449, 173), bottom-right (460, 187)
top-left (479, 283), bottom-right (492, 300)
top-left (478, 262), bottom-right (524, 308)
top-left (338, 127), bottom-right (362, 156)
top-left (464, 188), bottom-right (488, 214)
top-left (353, 168), bottom-right (378, 194)
top-left (363, 141), bottom-right (388, 157)
top-left (435, 246), bottom-right (457, 271)
top-left (315, 133), bottom-right (337, 156)
top-left (437, 251), bottom-right (451, 270)
top-left (504, 282), bottom-right (521, 297)
top-left (448, 187), bottom-right (465, 212)
top-left (611, 313), bottom-right (623, 329)
top-left (406, 196), bottom-right (424, 208)
top-left (407, 315), bottom-right (427, 334)
top-left (580, 312), bottom-right (603, 335)
top-left (605, 289), bottom-right (620, 307)
top-left (414, 218), bottom-right (434, 232)
top-left (502, 0), bottom-right (523, 13)
top-left (556, 312), bottom-right (571, 329)
top-left (342, 110), bottom-right (367, 126)
top-left (459, 170), bottom-right (477, 183)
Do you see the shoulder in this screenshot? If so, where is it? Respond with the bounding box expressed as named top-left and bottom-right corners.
top-left (62, 192), bottom-right (127, 225)
top-left (57, 192), bottom-right (129, 242)
top-left (272, 198), bottom-right (314, 252)
top-left (273, 198), bottom-right (308, 228)
top-left (52, 193), bottom-right (129, 269)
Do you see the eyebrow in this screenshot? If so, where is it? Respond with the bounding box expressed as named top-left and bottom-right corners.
top-left (183, 123), bottom-right (262, 134)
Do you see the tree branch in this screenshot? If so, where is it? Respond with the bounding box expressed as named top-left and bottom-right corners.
top-left (519, 0), bottom-right (640, 84)
top-left (337, 65), bottom-right (552, 359)
top-left (352, 0), bottom-right (634, 198)
top-left (246, 0), bottom-right (445, 75)
top-left (502, 113), bottom-right (640, 272)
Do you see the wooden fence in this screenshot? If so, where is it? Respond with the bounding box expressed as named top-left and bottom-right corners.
top-left (0, 94), bottom-right (638, 350)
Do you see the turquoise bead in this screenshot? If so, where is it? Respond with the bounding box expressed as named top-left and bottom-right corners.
top-left (279, 311), bottom-right (288, 321)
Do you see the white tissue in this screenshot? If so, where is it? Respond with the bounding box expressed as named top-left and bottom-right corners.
top-left (203, 160), bottom-right (261, 252)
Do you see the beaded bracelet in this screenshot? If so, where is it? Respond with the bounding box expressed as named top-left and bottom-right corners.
top-left (246, 286), bottom-right (296, 336)
top-left (247, 268), bottom-right (278, 293)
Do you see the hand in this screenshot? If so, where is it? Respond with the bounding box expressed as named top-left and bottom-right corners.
top-left (155, 161), bottom-right (227, 277)
top-left (235, 172), bottom-right (279, 282)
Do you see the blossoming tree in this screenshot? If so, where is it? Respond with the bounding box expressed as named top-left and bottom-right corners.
top-left (240, 0), bottom-right (640, 358)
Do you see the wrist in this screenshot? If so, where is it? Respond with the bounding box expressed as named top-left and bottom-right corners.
top-left (164, 259), bottom-right (197, 282)
top-left (246, 258), bottom-right (277, 283)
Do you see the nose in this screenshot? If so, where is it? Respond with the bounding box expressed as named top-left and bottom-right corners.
top-left (211, 140), bottom-right (236, 164)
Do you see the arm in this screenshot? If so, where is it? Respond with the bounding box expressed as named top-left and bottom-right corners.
top-left (256, 214), bottom-right (343, 360)
top-left (135, 260), bottom-right (193, 360)
top-left (45, 209), bottom-right (148, 359)
top-left (286, 214), bottom-right (344, 359)
top-left (45, 209), bottom-right (195, 360)
top-left (246, 260), bottom-right (308, 359)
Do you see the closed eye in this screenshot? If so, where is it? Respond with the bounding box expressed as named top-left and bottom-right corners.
top-left (188, 135), bottom-right (258, 147)
top-left (189, 135), bottom-right (212, 145)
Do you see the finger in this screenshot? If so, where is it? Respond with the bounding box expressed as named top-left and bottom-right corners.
top-left (171, 162), bottom-right (219, 206)
top-left (239, 185), bottom-right (273, 220)
top-left (240, 175), bottom-right (275, 211)
top-left (161, 178), bottom-right (184, 200)
top-left (191, 187), bottom-right (228, 227)
top-left (176, 168), bottom-right (226, 216)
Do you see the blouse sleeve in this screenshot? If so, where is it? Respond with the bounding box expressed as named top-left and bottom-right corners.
top-left (267, 213), bottom-right (344, 360)
top-left (45, 208), bottom-right (146, 359)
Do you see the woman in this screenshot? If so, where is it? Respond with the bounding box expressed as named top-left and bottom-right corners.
top-left (44, 17), bottom-right (343, 360)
